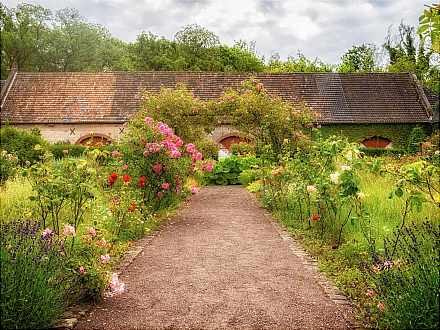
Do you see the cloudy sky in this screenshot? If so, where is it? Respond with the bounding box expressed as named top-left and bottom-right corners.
top-left (3, 0), bottom-right (427, 64)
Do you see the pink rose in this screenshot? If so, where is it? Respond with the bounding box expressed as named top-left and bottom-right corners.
top-left (170, 149), bottom-right (181, 158)
top-left (79, 266), bottom-right (85, 275)
top-left (193, 152), bottom-right (203, 161)
top-left (41, 228), bottom-right (53, 239)
top-left (191, 186), bottom-right (199, 194)
top-left (87, 227), bottom-right (97, 237)
top-left (122, 164), bottom-right (128, 170)
top-left (157, 191), bottom-right (164, 199)
top-left (161, 182), bottom-right (170, 190)
top-left (202, 162), bottom-right (214, 172)
top-left (144, 116), bottom-right (154, 126)
top-left (100, 254), bottom-right (111, 264)
top-left (63, 224), bottom-right (76, 236)
top-left (152, 163), bottom-right (163, 174)
top-left (185, 143), bottom-right (196, 154)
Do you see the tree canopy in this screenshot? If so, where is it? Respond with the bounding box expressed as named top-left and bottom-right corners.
top-left (1, 2), bottom-right (438, 91)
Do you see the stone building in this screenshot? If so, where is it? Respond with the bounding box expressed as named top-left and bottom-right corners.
top-left (0, 71), bottom-right (437, 149)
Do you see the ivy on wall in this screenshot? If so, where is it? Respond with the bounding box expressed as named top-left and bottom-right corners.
top-left (318, 123), bottom-right (432, 148)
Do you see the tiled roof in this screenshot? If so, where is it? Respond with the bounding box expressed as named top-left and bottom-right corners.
top-left (0, 71), bottom-right (432, 124)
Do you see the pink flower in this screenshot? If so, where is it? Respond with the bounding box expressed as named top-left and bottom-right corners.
top-left (366, 289), bottom-right (376, 297)
top-left (193, 152), bottom-right (203, 161)
top-left (156, 122), bottom-right (173, 136)
top-left (191, 186), bottom-right (199, 194)
top-left (146, 143), bottom-right (161, 153)
top-left (157, 191), bottom-right (164, 199)
top-left (377, 301), bottom-right (385, 312)
top-left (100, 254), bottom-right (111, 264)
top-left (41, 228), bottom-right (53, 239)
top-left (143, 150), bottom-right (150, 157)
top-left (63, 224), bottom-right (76, 236)
top-left (144, 116), bottom-right (154, 126)
top-left (152, 163), bottom-right (163, 174)
top-left (186, 143), bottom-right (196, 154)
top-left (122, 164), bottom-right (128, 170)
top-left (170, 149), bottom-right (181, 158)
top-left (161, 182), bottom-right (170, 190)
top-left (202, 162), bottom-right (214, 172)
top-left (87, 227), bottom-right (97, 237)
top-left (109, 273), bottom-right (125, 295)
top-left (79, 266), bottom-right (85, 275)
top-left (174, 137), bottom-right (183, 147)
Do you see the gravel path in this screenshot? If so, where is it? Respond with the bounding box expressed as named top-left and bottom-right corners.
top-left (77, 186), bottom-right (353, 329)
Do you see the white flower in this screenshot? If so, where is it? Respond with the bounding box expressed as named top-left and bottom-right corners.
top-left (356, 192), bottom-right (366, 199)
top-left (306, 185), bottom-right (318, 193)
top-left (340, 164), bottom-right (351, 171)
top-left (330, 172), bottom-right (340, 184)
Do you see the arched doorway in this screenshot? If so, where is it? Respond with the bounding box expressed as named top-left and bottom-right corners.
top-left (361, 136), bottom-right (392, 148)
top-left (218, 135), bottom-right (248, 150)
top-left (76, 134), bottom-right (112, 147)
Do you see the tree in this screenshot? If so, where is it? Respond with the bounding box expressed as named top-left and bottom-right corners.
top-left (338, 44), bottom-right (378, 73)
top-left (384, 23), bottom-right (438, 91)
top-left (267, 52), bottom-right (333, 73)
top-left (418, 4), bottom-right (440, 53)
top-left (0, 3), bottom-right (51, 77)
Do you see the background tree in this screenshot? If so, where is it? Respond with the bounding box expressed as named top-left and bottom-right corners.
top-left (267, 52), bottom-right (334, 73)
top-left (338, 44), bottom-right (378, 73)
top-left (418, 4), bottom-right (440, 53)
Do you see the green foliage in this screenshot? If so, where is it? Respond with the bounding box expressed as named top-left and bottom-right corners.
top-left (141, 84), bottom-right (213, 143)
top-left (360, 147), bottom-right (406, 157)
top-left (196, 138), bottom-right (219, 160)
top-left (205, 155), bottom-right (260, 185)
top-left (375, 222), bottom-right (439, 329)
top-left (230, 142), bottom-right (255, 156)
top-left (267, 52), bottom-right (334, 73)
top-left (338, 44), bottom-right (378, 73)
top-left (406, 125), bottom-right (426, 153)
top-left (384, 23), bottom-right (439, 90)
top-left (418, 5), bottom-right (440, 53)
top-left (218, 78), bottom-right (314, 161)
top-left (238, 168), bottom-right (264, 186)
top-left (0, 150), bottom-right (18, 184)
top-left (0, 220), bottom-right (67, 329)
top-left (319, 123), bottom-right (431, 149)
top-left (49, 143), bottom-right (86, 159)
top-left (0, 125), bottom-right (46, 165)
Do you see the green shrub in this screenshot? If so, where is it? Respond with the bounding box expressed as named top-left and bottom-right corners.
top-left (238, 168), bottom-right (263, 186)
top-left (0, 150), bottom-right (18, 184)
top-left (49, 143), bottom-right (86, 159)
top-left (196, 138), bottom-right (219, 160)
top-left (0, 126), bottom-right (47, 165)
top-left (205, 155), bottom-right (260, 185)
top-left (360, 147), bottom-right (405, 157)
top-left (375, 222), bottom-right (439, 329)
top-left (0, 220), bottom-right (67, 329)
top-left (230, 142), bottom-right (255, 156)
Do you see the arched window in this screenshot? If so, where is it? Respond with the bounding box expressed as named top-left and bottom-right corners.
top-left (361, 136), bottom-right (392, 149)
top-left (218, 136), bottom-right (248, 150)
top-left (76, 134), bottom-right (112, 147)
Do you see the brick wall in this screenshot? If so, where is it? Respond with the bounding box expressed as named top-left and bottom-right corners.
top-left (12, 123), bottom-right (124, 144)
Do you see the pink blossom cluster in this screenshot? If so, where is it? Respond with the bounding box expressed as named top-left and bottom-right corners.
top-left (201, 161), bottom-right (214, 173)
top-left (185, 143), bottom-right (203, 163)
top-left (143, 143), bottom-right (162, 157)
top-left (156, 122), bottom-right (174, 137)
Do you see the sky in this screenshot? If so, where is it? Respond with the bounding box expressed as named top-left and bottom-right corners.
top-left (3, 0), bottom-right (428, 64)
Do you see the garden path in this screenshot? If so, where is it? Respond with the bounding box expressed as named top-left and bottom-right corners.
top-left (76, 186), bottom-right (353, 329)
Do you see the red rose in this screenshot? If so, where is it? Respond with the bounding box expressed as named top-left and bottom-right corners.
top-left (128, 201), bottom-right (136, 212)
top-left (122, 174), bottom-right (131, 184)
top-left (310, 213), bottom-right (321, 222)
top-left (108, 172), bottom-right (118, 186)
top-left (138, 176), bottom-right (146, 188)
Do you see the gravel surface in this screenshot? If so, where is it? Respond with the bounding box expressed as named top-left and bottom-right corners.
top-left (76, 186), bottom-right (353, 329)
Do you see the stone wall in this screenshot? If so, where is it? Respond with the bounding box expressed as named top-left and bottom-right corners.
top-left (12, 123), bottom-right (124, 144)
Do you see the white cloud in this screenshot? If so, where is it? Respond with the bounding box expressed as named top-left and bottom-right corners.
top-left (3, 0), bottom-right (427, 64)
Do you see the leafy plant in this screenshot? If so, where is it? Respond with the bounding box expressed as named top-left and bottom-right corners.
top-left (205, 155), bottom-right (260, 185)
top-left (0, 220), bottom-right (67, 329)
top-left (0, 149), bottom-right (18, 184)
